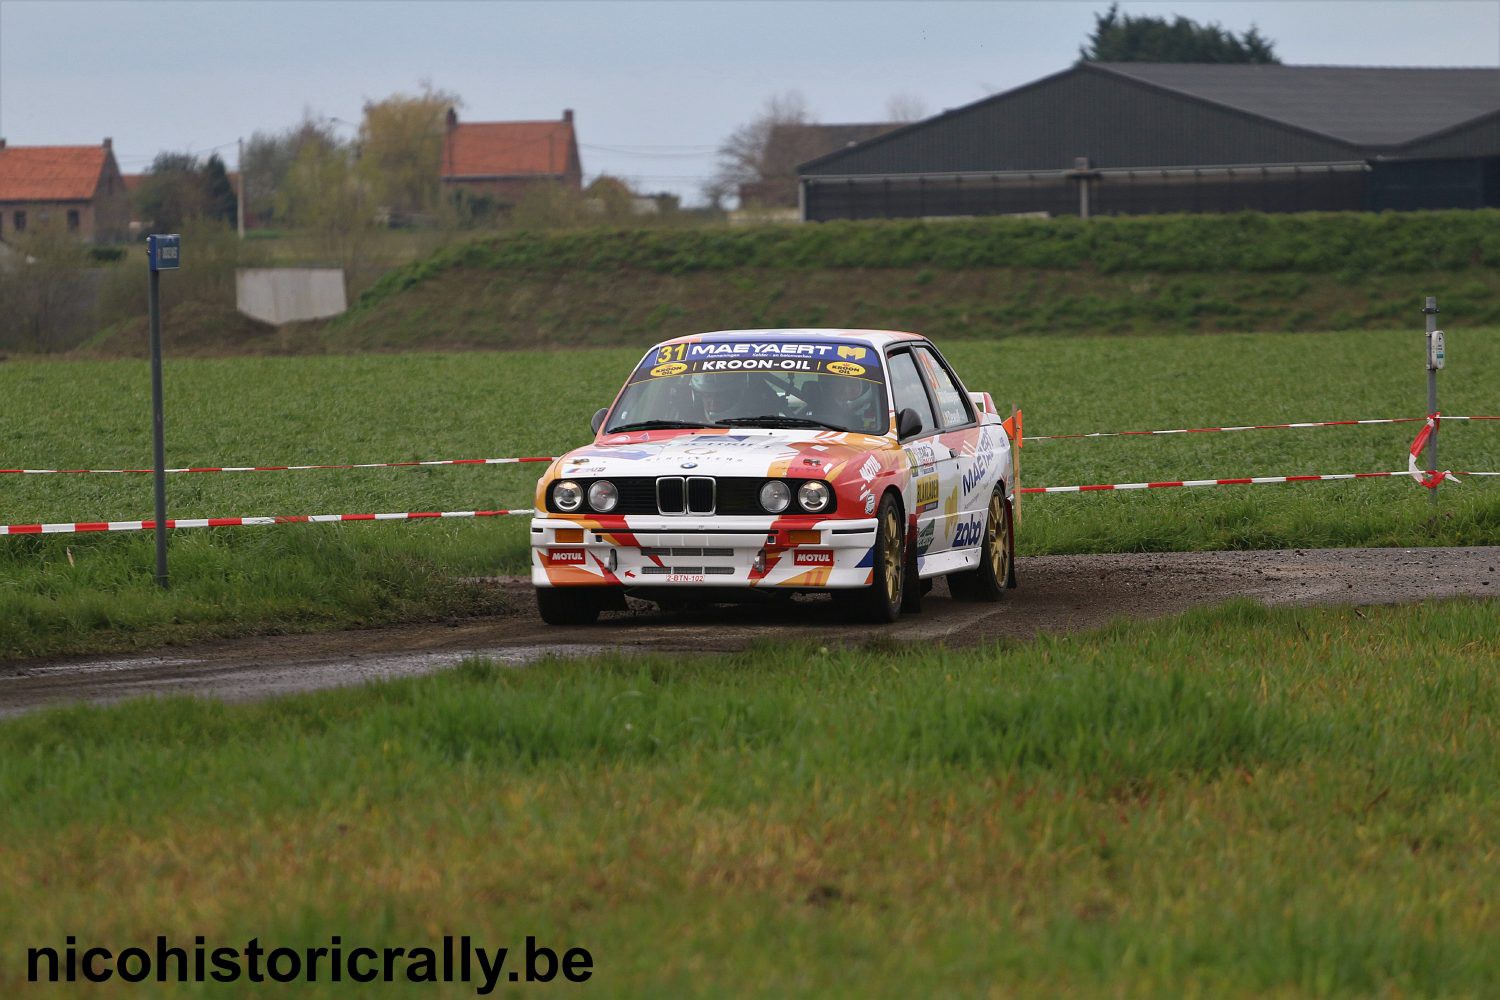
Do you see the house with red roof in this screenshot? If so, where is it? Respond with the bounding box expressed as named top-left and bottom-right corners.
top-left (441, 109), bottom-right (582, 207)
top-left (0, 138), bottom-right (129, 243)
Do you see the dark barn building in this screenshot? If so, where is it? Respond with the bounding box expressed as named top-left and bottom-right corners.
top-left (798, 64), bottom-right (1500, 220)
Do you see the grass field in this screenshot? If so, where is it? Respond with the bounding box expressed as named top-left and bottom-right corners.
top-left (2, 599), bottom-right (1498, 996)
top-left (2, 327), bottom-right (1497, 657)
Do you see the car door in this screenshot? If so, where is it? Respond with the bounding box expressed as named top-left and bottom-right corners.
top-left (885, 348), bottom-right (959, 564)
top-left (912, 345), bottom-right (988, 555)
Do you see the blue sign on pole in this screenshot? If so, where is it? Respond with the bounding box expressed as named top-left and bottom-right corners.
top-left (147, 234), bottom-right (181, 272)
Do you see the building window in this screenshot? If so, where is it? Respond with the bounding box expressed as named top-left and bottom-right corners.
top-left (13, 211), bottom-right (24, 232)
top-left (67, 209), bottom-right (80, 231)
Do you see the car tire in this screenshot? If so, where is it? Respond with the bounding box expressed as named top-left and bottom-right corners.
top-left (948, 489), bottom-right (1012, 602)
top-left (535, 587), bottom-right (602, 626)
top-left (842, 493), bottom-right (905, 623)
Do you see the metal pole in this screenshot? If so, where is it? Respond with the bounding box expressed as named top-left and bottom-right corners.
top-left (148, 266), bottom-right (169, 587)
top-left (1424, 296), bottom-right (1439, 506)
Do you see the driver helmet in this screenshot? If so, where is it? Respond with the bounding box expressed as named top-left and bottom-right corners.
top-left (690, 373), bottom-right (746, 416)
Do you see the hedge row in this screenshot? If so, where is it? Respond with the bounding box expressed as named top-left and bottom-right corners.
top-left (348, 210), bottom-right (1500, 319)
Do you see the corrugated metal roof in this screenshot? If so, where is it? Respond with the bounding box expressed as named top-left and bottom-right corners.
top-left (0, 144), bottom-right (108, 201)
top-left (1093, 63), bottom-right (1500, 148)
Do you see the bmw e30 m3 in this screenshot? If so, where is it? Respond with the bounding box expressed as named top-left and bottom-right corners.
top-left (531, 329), bottom-right (1018, 624)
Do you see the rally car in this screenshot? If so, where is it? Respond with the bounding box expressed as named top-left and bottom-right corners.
top-left (531, 329), bottom-right (1018, 625)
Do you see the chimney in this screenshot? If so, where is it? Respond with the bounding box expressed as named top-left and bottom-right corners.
top-left (446, 107), bottom-right (457, 129)
top-left (0, 139), bottom-right (6, 150)
top-left (563, 109), bottom-right (573, 124)
top-left (103, 137), bottom-right (112, 150)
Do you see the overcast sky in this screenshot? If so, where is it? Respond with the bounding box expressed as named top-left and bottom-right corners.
top-left (2, 0), bottom-right (1497, 204)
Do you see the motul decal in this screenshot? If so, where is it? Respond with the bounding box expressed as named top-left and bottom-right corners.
top-left (794, 549), bottom-right (834, 566)
top-left (548, 548), bottom-right (587, 564)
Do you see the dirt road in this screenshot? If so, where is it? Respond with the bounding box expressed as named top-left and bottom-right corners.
top-left (2, 546), bottom-right (1494, 718)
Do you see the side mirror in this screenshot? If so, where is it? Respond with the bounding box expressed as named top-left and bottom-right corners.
top-left (896, 407), bottom-right (924, 440)
top-left (591, 408), bottom-right (609, 435)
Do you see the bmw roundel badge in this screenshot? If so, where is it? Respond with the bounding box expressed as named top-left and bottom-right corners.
top-left (680, 462), bottom-right (698, 469)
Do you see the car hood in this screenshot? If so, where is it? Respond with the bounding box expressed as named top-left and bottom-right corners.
top-left (552, 427), bottom-right (891, 482)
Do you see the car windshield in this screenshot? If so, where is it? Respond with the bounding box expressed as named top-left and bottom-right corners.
top-left (605, 339), bottom-right (889, 436)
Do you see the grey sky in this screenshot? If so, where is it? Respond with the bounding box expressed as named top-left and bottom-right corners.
top-left (2, 1), bottom-right (1497, 204)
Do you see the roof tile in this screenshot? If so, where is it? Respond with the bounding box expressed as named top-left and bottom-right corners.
top-left (0, 145), bottom-right (108, 201)
top-left (442, 120), bottom-right (575, 178)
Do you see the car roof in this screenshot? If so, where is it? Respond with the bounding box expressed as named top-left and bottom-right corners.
top-left (652, 329), bottom-right (928, 350)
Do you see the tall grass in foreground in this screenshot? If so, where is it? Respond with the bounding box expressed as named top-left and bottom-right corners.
top-left (0, 600), bottom-right (1496, 996)
top-left (1, 328), bottom-right (1496, 657)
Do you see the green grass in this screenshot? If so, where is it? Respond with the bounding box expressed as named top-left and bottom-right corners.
top-left (1, 328), bottom-right (1496, 658)
top-left (2, 599), bottom-right (1498, 996)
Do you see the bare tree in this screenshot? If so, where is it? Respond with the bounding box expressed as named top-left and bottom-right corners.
top-left (885, 93), bottom-right (928, 123)
top-left (704, 91), bottom-right (813, 209)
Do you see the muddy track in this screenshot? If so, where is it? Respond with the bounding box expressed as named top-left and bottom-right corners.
top-left (2, 547), bottom-right (1495, 718)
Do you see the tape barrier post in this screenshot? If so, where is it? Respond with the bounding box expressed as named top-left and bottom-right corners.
top-left (146, 234), bottom-right (180, 589)
top-left (1424, 296), bottom-right (1443, 506)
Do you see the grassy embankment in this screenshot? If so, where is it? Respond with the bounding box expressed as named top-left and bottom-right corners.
top-left (321, 210), bottom-right (1500, 350)
top-left (78, 210), bottom-right (1500, 355)
top-left (1, 327), bottom-right (1496, 659)
top-left (2, 599), bottom-right (1498, 996)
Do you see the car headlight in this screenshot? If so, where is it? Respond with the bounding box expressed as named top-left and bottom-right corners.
top-left (587, 480), bottom-right (618, 513)
top-left (553, 480), bottom-right (583, 512)
top-left (797, 480), bottom-right (832, 513)
top-left (759, 480), bottom-right (791, 513)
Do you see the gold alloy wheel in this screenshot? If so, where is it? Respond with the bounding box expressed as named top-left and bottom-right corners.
top-left (881, 503), bottom-right (903, 607)
top-left (988, 492), bottom-right (1011, 583)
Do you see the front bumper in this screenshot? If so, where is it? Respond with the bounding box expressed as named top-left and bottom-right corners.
top-left (531, 515), bottom-right (879, 589)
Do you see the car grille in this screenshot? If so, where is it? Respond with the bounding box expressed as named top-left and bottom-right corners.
top-left (547, 477), bottom-right (807, 516)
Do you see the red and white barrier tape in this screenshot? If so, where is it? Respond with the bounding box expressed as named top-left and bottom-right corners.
top-left (0, 509), bottom-right (534, 537)
top-left (3, 413), bottom-right (1495, 473)
top-left (1014, 470), bottom-right (1498, 494)
top-left (1024, 415), bottom-right (1498, 442)
top-left (0, 457), bottom-right (556, 476)
top-left (1406, 413), bottom-right (1460, 489)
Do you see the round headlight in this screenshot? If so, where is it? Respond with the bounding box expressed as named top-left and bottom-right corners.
top-left (587, 480), bottom-right (618, 513)
top-left (553, 480), bottom-right (583, 512)
top-left (798, 480), bottom-right (832, 513)
top-left (759, 480), bottom-right (791, 513)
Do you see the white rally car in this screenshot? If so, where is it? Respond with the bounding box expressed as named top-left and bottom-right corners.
top-left (531, 329), bottom-right (1018, 624)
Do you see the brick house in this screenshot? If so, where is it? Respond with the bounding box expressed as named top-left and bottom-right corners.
top-left (0, 138), bottom-right (130, 243)
top-left (441, 109), bottom-right (582, 207)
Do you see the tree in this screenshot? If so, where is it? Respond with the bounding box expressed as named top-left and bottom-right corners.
top-left (0, 225), bottom-right (95, 352)
top-left (358, 83), bottom-right (461, 219)
top-left (134, 152), bottom-right (239, 231)
top-left (277, 136), bottom-right (375, 275)
top-left (885, 93), bottom-right (928, 123)
top-left (201, 154), bottom-right (238, 225)
top-left (241, 115), bottom-right (342, 226)
top-left (135, 152), bottom-right (208, 232)
top-left (704, 91), bottom-right (813, 209)
top-left (1080, 3), bottom-right (1279, 64)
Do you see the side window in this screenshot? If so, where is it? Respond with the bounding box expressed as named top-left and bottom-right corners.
top-left (915, 347), bottom-right (973, 429)
top-left (887, 351), bottom-right (938, 437)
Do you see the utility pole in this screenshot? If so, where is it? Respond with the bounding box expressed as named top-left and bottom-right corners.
top-left (237, 137), bottom-right (245, 239)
